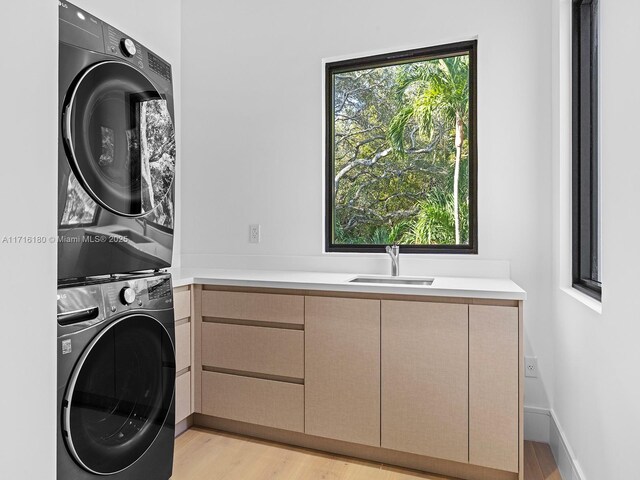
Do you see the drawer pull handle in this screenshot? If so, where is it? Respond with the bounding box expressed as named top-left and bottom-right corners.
top-left (57, 307), bottom-right (99, 326)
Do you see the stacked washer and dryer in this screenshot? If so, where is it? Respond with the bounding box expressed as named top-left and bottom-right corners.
top-left (57, 3), bottom-right (177, 479)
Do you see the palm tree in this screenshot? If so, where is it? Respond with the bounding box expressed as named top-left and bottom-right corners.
top-left (389, 56), bottom-right (469, 244)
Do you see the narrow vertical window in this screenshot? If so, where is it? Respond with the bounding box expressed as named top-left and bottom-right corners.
top-left (572, 0), bottom-right (601, 300)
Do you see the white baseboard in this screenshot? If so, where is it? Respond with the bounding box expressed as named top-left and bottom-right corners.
top-left (524, 405), bottom-right (586, 480)
top-left (524, 405), bottom-right (551, 443)
top-left (549, 409), bottom-right (586, 480)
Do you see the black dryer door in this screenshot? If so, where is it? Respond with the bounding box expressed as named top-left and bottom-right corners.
top-left (62, 314), bottom-right (175, 475)
top-left (62, 61), bottom-right (175, 217)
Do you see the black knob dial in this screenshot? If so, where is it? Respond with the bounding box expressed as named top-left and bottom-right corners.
top-left (120, 287), bottom-right (136, 305)
top-left (120, 38), bottom-right (137, 57)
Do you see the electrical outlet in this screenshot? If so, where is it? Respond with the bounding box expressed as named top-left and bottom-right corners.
top-left (525, 356), bottom-right (538, 378)
top-left (249, 224), bottom-right (261, 243)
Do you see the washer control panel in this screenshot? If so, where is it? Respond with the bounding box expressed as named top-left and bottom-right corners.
top-left (120, 286), bottom-right (137, 305)
top-left (57, 284), bottom-right (103, 323)
top-left (103, 274), bottom-right (173, 316)
top-left (148, 276), bottom-right (172, 300)
top-left (58, 273), bottom-right (173, 334)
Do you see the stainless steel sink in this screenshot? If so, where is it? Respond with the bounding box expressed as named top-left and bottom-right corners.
top-left (348, 276), bottom-right (434, 286)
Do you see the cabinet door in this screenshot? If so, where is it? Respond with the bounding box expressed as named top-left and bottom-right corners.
top-left (469, 305), bottom-right (519, 473)
top-left (305, 296), bottom-right (380, 446)
top-left (381, 301), bottom-right (468, 463)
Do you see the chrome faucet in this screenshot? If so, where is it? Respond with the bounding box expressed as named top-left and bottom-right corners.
top-left (385, 245), bottom-right (400, 276)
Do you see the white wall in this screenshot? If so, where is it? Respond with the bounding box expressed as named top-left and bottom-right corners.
top-left (0, 1), bottom-right (57, 478)
top-left (181, 0), bottom-right (554, 409)
top-left (0, 2), bottom-right (181, 479)
top-left (72, 0), bottom-right (183, 267)
top-left (550, 0), bottom-right (640, 479)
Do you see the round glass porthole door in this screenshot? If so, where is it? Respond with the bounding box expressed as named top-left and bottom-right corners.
top-left (63, 315), bottom-right (175, 475)
top-left (63, 61), bottom-right (175, 217)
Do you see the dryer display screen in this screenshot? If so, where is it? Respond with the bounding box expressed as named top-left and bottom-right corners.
top-left (148, 52), bottom-right (171, 81)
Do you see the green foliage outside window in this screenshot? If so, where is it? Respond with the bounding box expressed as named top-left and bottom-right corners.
top-left (329, 44), bottom-right (475, 250)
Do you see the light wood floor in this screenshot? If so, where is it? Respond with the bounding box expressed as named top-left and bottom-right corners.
top-left (173, 427), bottom-right (561, 480)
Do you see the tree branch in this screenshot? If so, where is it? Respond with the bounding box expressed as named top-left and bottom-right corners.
top-left (334, 130), bottom-right (443, 195)
top-left (334, 147), bottom-right (392, 193)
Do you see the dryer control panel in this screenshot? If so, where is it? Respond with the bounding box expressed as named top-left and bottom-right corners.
top-left (103, 24), bottom-right (146, 71)
top-left (59, 2), bottom-right (173, 90)
top-left (100, 23), bottom-right (173, 89)
top-left (59, 2), bottom-right (104, 53)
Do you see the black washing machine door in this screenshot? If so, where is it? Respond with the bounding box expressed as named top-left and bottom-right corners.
top-left (63, 314), bottom-right (175, 475)
top-left (62, 60), bottom-right (175, 217)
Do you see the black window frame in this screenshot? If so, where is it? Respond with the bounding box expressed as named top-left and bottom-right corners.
top-left (572, 0), bottom-right (601, 300)
top-left (324, 41), bottom-right (478, 254)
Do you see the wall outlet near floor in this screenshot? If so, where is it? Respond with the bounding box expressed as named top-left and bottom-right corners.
top-left (525, 356), bottom-right (538, 378)
top-left (249, 224), bottom-right (261, 243)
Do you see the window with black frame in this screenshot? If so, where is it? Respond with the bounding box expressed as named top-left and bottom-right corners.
top-left (325, 41), bottom-right (477, 254)
top-left (572, 0), bottom-right (601, 300)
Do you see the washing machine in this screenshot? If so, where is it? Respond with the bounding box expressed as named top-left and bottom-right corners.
top-left (58, 2), bottom-right (176, 282)
top-left (57, 272), bottom-right (175, 479)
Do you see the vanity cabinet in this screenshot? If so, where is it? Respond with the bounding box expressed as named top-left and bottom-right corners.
top-left (184, 284), bottom-right (523, 480)
top-left (304, 296), bottom-right (381, 446)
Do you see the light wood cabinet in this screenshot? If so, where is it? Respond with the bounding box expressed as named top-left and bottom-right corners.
top-left (201, 371), bottom-right (304, 432)
top-left (304, 296), bottom-right (381, 447)
top-left (174, 286), bottom-right (193, 425)
top-left (174, 289), bottom-right (191, 323)
top-left (201, 290), bottom-right (304, 325)
top-left (175, 322), bottom-right (191, 373)
top-left (175, 371), bottom-right (191, 423)
top-left (201, 322), bottom-right (304, 379)
top-left (196, 288), bottom-right (306, 434)
top-left (469, 305), bottom-right (519, 473)
top-left (381, 300), bottom-right (469, 463)
top-left (185, 284), bottom-right (523, 480)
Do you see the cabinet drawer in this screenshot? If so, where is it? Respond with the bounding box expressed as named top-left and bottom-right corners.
top-left (201, 371), bottom-right (304, 432)
top-left (202, 323), bottom-right (304, 379)
top-left (175, 322), bottom-right (191, 372)
top-left (174, 290), bottom-right (191, 321)
top-left (202, 291), bottom-right (304, 325)
top-left (175, 371), bottom-right (191, 423)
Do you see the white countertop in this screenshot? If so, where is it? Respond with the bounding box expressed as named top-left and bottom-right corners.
top-left (167, 267), bottom-right (526, 301)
